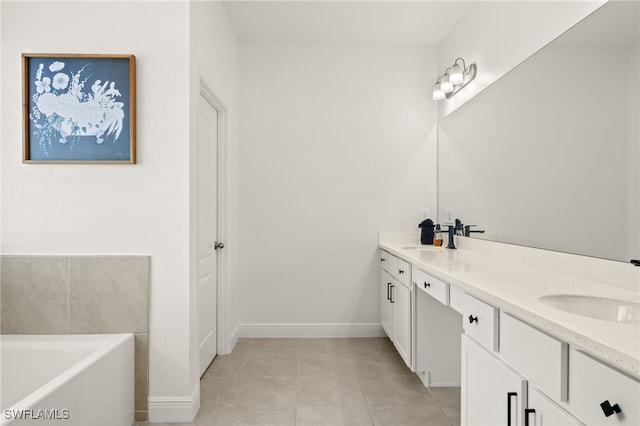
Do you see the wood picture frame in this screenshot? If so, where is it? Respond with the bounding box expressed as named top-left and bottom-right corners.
top-left (22, 53), bottom-right (136, 164)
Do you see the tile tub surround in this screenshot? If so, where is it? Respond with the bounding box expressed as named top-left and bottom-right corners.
top-left (379, 232), bottom-right (640, 379)
top-left (0, 255), bottom-right (150, 421)
top-left (136, 337), bottom-right (461, 426)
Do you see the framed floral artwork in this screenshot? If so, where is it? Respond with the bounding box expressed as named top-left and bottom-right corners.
top-left (22, 54), bottom-right (136, 164)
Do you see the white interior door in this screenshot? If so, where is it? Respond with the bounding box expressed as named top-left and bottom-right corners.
top-left (198, 94), bottom-right (218, 376)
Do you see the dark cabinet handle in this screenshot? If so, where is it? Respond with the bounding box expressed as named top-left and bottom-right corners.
top-left (424, 282), bottom-right (431, 288)
top-left (507, 392), bottom-right (517, 426)
top-left (381, 258), bottom-right (386, 262)
top-left (600, 400), bottom-right (621, 417)
top-left (398, 269), bottom-right (404, 274)
top-left (387, 283), bottom-right (392, 301)
top-left (468, 315), bottom-right (478, 324)
top-left (524, 408), bottom-right (535, 426)
top-left (390, 285), bottom-right (395, 303)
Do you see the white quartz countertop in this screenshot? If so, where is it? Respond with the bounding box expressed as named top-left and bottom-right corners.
top-left (379, 232), bottom-right (640, 379)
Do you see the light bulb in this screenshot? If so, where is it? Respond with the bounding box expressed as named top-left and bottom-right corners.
top-left (433, 82), bottom-right (445, 100)
top-left (441, 74), bottom-right (454, 93)
top-left (449, 64), bottom-right (464, 85)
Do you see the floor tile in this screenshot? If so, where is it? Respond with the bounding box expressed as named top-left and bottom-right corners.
top-left (299, 338), bottom-right (353, 355)
top-left (240, 352), bottom-right (300, 377)
top-left (296, 405), bottom-right (373, 425)
top-left (369, 404), bottom-right (451, 426)
top-left (359, 374), bottom-right (435, 405)
top-left (347, 338), bottom-right (396, 354)
top-left (195, 406), bottom-right (296, 426)
top-left (226, 375), bottom-right (298, 408)
top-left (353, 351), bottom-right (413, 377)
top-left (297, 374), bottom-right (367, 406)
top-left (299, 352), bottom-right (357, 377)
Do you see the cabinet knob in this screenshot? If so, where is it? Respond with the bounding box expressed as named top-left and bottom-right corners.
top-left (424, 282), bottom-right (430, 288)
top-left (399, 269), bottom-right (404, 274)
top-left (468, 315), bottom-right (478, 324)
top-left (381, 258), bottom-right (386, 262)
top-left (600, 400), bottom-right (621, 417)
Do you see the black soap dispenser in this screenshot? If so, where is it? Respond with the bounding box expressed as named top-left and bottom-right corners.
top-left (418, 219), bottom-right (435, 245)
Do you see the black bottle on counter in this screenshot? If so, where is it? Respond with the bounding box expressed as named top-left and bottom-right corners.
top-left (418, 219), bottom-right (435, 245)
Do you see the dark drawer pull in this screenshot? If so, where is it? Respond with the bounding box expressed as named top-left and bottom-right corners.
top-left (398, 269), bottom-right (404, 274)
top-left (600, 400), bottom-right (621, 417)
top-left (524, 408), bottom-right (535, 426)
top-left (424, 282), bottom-right (431, 288)
top-left (507, 392), bottom-right (517, 426)
top-left (387, 283), bottom-right (392, 301)
top-left (468, 315), bottom-right (478, 324)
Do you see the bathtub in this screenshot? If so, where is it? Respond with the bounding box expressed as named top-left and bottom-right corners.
top-left (1, 334), bottom-right (134, 426)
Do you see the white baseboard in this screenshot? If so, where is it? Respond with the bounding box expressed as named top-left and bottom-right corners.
top-left (148, 383), bottom-right (199, 424)
top-left (236, 323), bottom-right (385, 338)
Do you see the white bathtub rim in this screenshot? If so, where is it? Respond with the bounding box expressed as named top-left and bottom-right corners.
top-left (1, 333), bottom-right (134, 416)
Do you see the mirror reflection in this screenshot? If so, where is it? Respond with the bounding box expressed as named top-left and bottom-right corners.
top-left (438, 0), bottom-right (639, 263)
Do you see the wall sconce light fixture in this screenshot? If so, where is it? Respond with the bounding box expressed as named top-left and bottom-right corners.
top-left (433, 58), bottom-right (477, 100)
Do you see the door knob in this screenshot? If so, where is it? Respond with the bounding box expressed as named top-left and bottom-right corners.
top-left (214, 241), bottom-right (225, 250)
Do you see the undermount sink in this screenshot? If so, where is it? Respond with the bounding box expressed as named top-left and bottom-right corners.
top-left (539, 295), bottom-right (640, 325)
top-left (402, 246), bottom-right (443, 252)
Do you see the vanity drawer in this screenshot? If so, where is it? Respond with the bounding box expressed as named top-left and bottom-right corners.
top-left (396, 258), bottom-right (411, 287)
top-left (462, 294), bottom-right (498, 352)
top-left (568, 349), bottom-right (640, 426)
top-left (412, 266), bottom-right (448, 305)
top-left (380, 250), bottom-right (390, 272)
top-left (499, 312), bottom-right (568, 402)
top-left (449, 283), bottom-right (466, 314)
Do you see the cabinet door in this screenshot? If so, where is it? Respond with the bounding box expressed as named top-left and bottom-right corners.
top-left (392, 281), bottom-right (412, 369)
top-left (380, 270), bottom-right (393, 338)
top-left (527, 388), bottom-right (583, 426)
top-left (462, 335), bottom-right (527, 426)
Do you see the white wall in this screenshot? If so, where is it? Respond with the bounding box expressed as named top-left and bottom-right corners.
top-left (0, 0), bottom-right (195, 421)
top-left (237, 43), bottom-right (437, 333)
top-left (629, 45), bottom-right (640, 259)
top-left (437, 0), bottom-right (606, 118)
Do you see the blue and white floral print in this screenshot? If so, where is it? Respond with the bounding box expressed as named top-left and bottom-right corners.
top-left (29, 59), bottom-right (126, 157)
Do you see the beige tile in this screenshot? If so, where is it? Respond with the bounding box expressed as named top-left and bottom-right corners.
top-left (0, 256), bottom-right (69, 334)
top-left (296, 375), bottom-right (366, 406)
top-left (429, 387), bottom-right (461, 425)
top-left (226, 375), bottom-right (298, 408)
top-left (369, 404), bottom-right (451, 426)
top-left (296, 405), bottom-right (373, 425)
top-left (240, 352), bottom-right (299, 377)
top-left (69, 256), bottom-right (149, 333)
top-left (360, 374), bottom-right (435, 405)
top-left (134, 410), bottom-right (148, 423)
top-left (245, 338), bottom-right (301, 355)
top-left (299, 338), bottom-right (352, 355)
top-left (199, 369), bottom-right (238, 412)
top-left (135, 333), bottom-right (149, 412)
top-left (194, 406), bottom-right (296, 426)
top-left (353, 351), bottom-right (413, 377)
top-left (347, 337), bottom-right (396, 354)
top-left (299, 352), bottom-right (356, 377)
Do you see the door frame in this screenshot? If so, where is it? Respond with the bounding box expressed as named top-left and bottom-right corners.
top-left (189, 65), bottom-right (231, 388)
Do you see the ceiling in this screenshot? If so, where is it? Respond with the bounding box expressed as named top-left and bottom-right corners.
top-left (221, 1), bottom-right (471, 47)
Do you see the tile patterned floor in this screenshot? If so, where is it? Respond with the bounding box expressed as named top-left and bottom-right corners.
top-left (139, 337), bottom-right (461, 426)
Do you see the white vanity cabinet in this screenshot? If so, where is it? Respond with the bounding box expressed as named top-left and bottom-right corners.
top-left (413, 265), bottom-right (462, 387)
top-left (527, 388), bottom-right (584, 426)
top-left (462, 334), bottom-right (527, 426)
top-left (568, 349), bottom-right (640, 426)
top-left (379, 250), bottom-right (412, 369)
